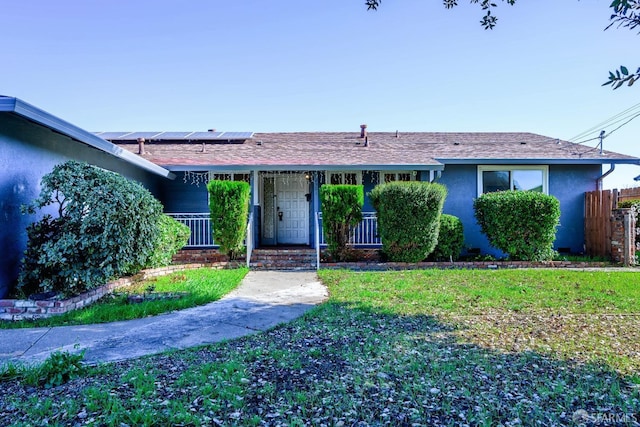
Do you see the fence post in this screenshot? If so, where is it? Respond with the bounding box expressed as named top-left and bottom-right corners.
top-left (623, 210), bottom-right (636, 266)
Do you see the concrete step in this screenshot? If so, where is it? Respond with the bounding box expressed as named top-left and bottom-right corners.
top-left (249, 249), bottom-right (317, 270)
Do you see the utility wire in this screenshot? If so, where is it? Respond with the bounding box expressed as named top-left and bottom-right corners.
top-left (603, 111), bottom-right (640, 139)
top-left (569, 101), bottom-right (640, 142)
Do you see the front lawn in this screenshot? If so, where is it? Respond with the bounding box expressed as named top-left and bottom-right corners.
top-left (0, 268), bottom-right (248, 329)
top-left (1, 269), bottom-right (639, 426)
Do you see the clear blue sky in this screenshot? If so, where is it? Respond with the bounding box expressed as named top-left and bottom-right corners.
top-left (2, 0), bottom-right (639, 188)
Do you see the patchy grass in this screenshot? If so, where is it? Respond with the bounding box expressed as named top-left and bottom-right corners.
top-left (0, 268), bottom-right (247, 329)
top-left (320, 269), bottom-right (640, 374)
top-left (1, 269), bottom-right (639, 426)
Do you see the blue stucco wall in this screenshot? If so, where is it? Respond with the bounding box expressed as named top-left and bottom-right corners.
top-left (0, 113), bottom-right (163, 298)
top-left (549, 164), bottom-right (600, 253)
top-left (438, 163), bottom-right (601, 257)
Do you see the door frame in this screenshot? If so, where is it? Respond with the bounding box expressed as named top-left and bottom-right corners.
top-left (260, 172), bottom-right (310, 246)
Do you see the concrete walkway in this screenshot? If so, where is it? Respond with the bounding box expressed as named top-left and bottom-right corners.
top-left (0, 271), bottom-right (328, 366)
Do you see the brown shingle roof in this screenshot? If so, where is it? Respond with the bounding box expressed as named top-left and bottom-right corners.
top-left (108, 131), bottom-right (639, 169)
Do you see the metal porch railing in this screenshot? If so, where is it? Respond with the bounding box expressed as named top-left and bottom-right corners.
top-left (167, 213), bottom-right (214, 247)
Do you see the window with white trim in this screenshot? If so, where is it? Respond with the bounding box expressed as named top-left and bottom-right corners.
top-left (477, 166), bottom-right (548, 195)
top-left (382, 171), bottom-right (415, 183)
top-left (326, 171), bottom-right (361, 185)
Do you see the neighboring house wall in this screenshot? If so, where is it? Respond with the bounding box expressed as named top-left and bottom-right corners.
top-left (0, 113), bottom-right (163, 298)
top-left (439, 163), bottom-right (602, 257)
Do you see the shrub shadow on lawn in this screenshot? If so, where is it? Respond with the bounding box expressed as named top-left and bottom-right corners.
top-left (233, 301), bottom-right (640, 425)
top-left (1, 301), bottom-right (638, 426)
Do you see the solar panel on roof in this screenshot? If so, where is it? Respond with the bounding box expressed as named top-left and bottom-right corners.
top-left (155, 132), bottom-right (192, 139)
top-left (219, 132), bottom-right (254, 139)
top-left (124, 132), bottom-right (163, 140)
top-left (186, 131), bottom-right (224, 139)
top-left (94, 132), bottom-right (131, 140)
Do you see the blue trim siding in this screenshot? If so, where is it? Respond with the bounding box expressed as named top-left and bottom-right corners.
top-left (161, 172), bottom-right (209, 213)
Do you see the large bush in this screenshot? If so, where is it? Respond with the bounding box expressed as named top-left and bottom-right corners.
top-left (147, 215), bottom-right (191, 267)
top-left (207, 180), bottom-right (251, 260)
top-left (370, 181), bottom-right (447, 262)
top-left (430, 214), bottom-right (464, 261)
top-left (320, 184), bottom-right (364, 261)
top-left (473, 190), bottom-right (560, 261)
top-left (18, 161), bottom-right (163, 297)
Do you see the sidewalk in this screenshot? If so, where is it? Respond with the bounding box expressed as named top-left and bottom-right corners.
top-left (0, 271), bottom-right (328, 366)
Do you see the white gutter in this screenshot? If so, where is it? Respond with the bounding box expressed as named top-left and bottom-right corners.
top-left (0, 96), bottom-right (175, 180)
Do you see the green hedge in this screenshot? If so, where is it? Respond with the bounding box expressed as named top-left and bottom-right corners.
top-left (430, 214), bottom-right (464, 261)
top-left (618, 199), bottom-right (640, 209)
top-left (19, 161), bottom-right (164, 297)
top-left (147, 215), bottom-right (191, 267)
top-left (320, 184), bottom-right (364, 261)
top-left (473, 190), bottom-right (560, 261)
top-left (370, 181), bottom-right (447, 262)
top-left (207, 180), bottom-right (251, 260)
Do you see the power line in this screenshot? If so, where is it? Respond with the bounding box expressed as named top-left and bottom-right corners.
top-left (568, 101), bottom-right (640, 143)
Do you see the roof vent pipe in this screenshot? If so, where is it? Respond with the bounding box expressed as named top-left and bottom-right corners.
top-left (360, 124), bottom-right (367, 138)
top-left (137, 137), bottom-right (145, 155)
top-left (364, 136), bottom-right (369, 147)
top-left (208, 128), bottom-right (216, 132)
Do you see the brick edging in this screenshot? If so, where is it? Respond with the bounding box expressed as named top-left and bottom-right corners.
top-left (320, 260), bottom-right (615, 271)
top-left (0, 262), bottom-right (235, 321)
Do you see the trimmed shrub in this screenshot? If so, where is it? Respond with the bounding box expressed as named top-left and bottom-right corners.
top-left (18, 161), bottom-right (163, 297)
top-left (430, 214), bottom-right (464, 261)
top-left (473, 190), bottom-right (560, 261)
top-left (370, 181), bottom-right (447, 262)
top-left (320, 184), bottom-right (364, 261)
top-left (147, 215), bottom-right (191, 267)
top-left (207, 180), bottom-right (251, 260)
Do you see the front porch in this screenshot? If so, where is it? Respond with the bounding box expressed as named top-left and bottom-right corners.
top-left (167, 211), bottom-right (381, 270)
top-left (166, 211), bottom-right (382, 250)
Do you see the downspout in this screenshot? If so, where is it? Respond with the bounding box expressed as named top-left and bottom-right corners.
top-left (596, 164), bottom-right (615, 191)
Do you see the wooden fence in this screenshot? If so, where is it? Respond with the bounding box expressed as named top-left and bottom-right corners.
top-left (584, 190), bottom-right (614, 257)
top-left (585, 187), bottom-right (640, 259)
top-left (618, 187), bottom-right (640, 204)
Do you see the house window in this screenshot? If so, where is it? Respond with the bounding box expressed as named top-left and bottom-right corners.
top-left (326, 171), bottom-right (361, 185)
top-left (211, 172), bottom-right (250, 183)
top-left (477, 166), bottom-right (548, 195)
top-left (382, 171), bottom-right (415, 183)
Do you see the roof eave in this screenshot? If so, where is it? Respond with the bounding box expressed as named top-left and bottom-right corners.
top-left (1, 97), bottom-right (175, 180)
top-left (438, 158), bottom-right (640, 165)
top-left (163, 163), bottom-right (445, 172)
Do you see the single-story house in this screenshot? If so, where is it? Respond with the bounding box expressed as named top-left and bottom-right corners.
top-left (99, 125), bottom-right (640, 257)
top-left (0, 96), bottom-right (173, 298)
top-left (3, 95), bottom-right (640, 297)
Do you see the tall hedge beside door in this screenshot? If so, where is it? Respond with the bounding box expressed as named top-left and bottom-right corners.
top-left (370, 181), bottom-right (447, 263)
top-left (207, 180), bottom-right (251, 260)
top-left (320, 184), bottom-right (364, 261)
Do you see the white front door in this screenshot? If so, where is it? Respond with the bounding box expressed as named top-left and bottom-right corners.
top-left (276, 175), bottom-right (309, 244)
